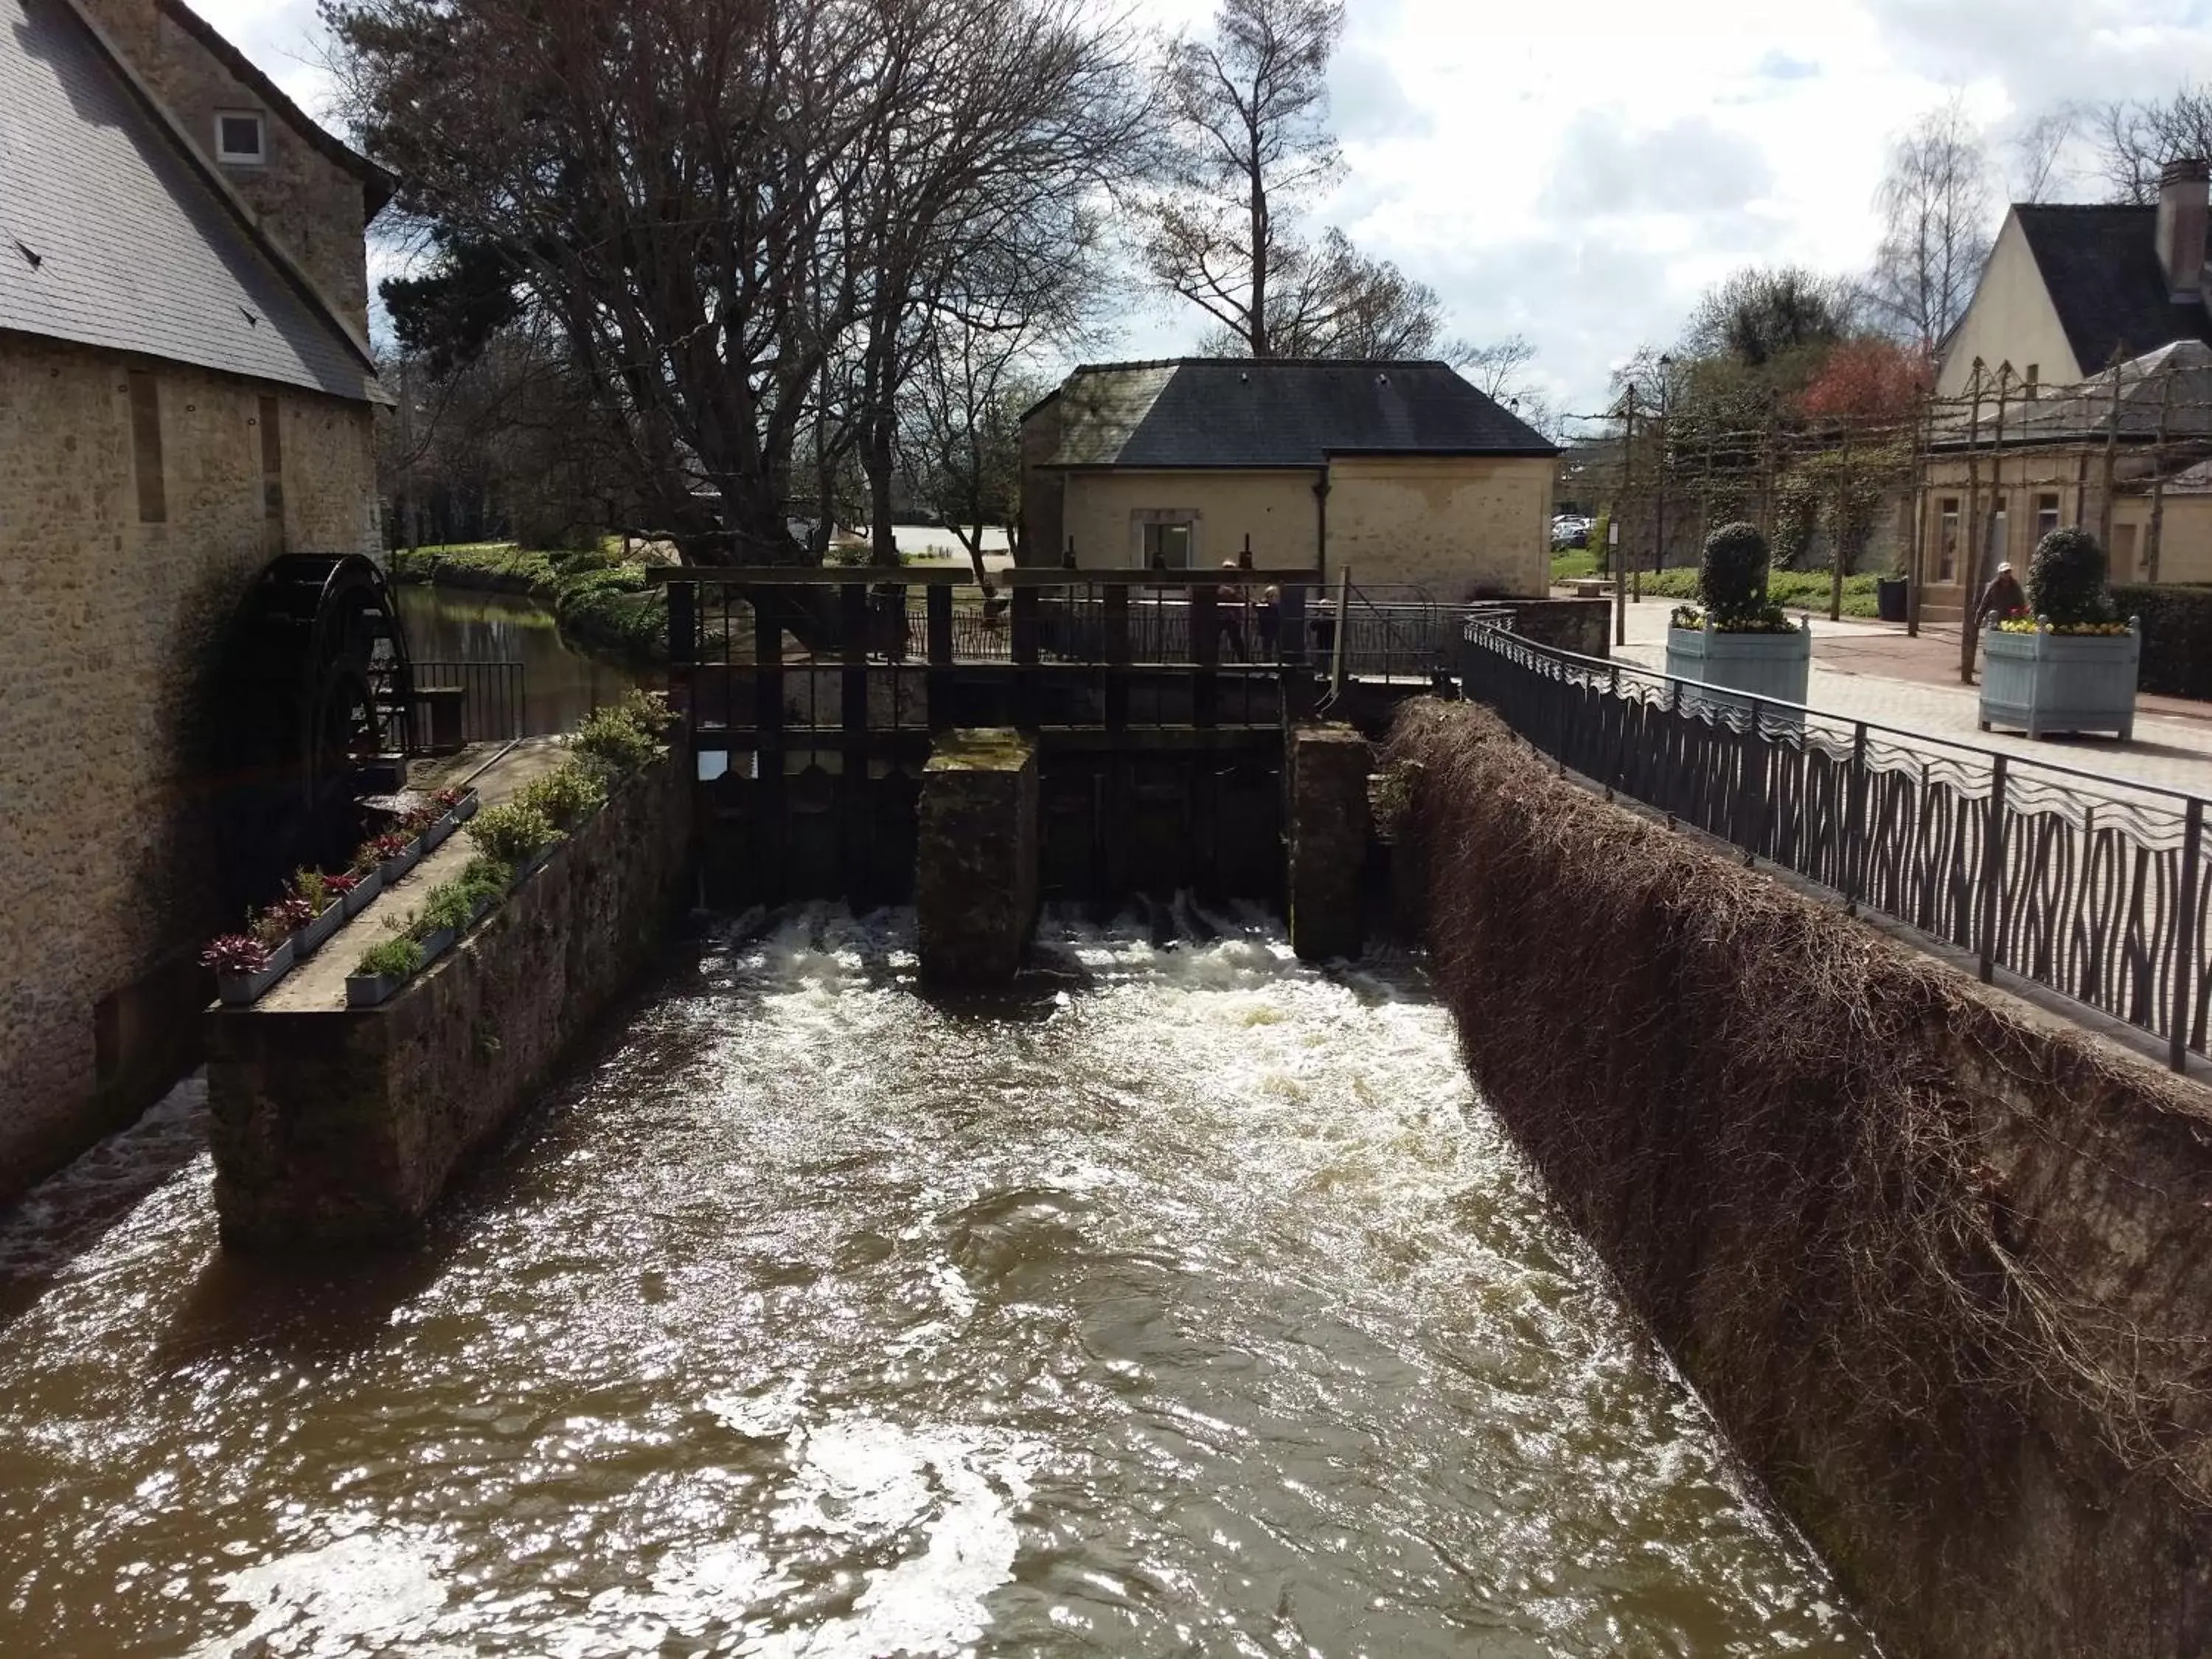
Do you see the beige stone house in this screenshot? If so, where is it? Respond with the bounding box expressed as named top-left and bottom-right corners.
top-left (1919, 159), bottom-right (2212, 622)
top-left (0, 0), bottom-right (389, 1200)
top-left (1020, 359), bottom-right (1559, 599)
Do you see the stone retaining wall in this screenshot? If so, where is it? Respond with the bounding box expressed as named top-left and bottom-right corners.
top-left (1391, 698), bottom-right (2212, 1659)
top-left (204, 751), bottom-right (689, 1248)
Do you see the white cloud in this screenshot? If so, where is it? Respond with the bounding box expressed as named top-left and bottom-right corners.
top-left (188, 0), bottom-right (2212, 412)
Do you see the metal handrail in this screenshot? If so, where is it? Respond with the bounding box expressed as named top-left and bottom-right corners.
top-left (1462, 619), bottom-right (2212, 1069)
top-left (1466, 616), bottom-right (2197, 809)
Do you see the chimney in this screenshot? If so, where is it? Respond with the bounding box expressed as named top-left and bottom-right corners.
top-left (2156, 157), bottom-right (2210, 302)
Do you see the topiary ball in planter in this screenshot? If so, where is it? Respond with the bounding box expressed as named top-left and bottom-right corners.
top-left (1700, 521), bottom-right (1770, 627)
top-left (2027, 525), bottom-right (2115, 629)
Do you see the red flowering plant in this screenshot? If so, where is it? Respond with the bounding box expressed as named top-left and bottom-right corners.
top-left (433, 786), bottom-right (467, 811)
top-left (200, 934), bottom-right (270, 976)
top-left (325, 872), bottom-right (361, 897)
top-left (248, 895), bottom-right (313, 948)
top-left (372, 831), bottom-right (413, 862)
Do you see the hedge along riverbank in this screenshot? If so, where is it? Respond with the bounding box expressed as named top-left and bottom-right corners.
top-left (389, 543), bottom-right (668, 665)
top-left (1387, 697), bottom-right (2212, 1659)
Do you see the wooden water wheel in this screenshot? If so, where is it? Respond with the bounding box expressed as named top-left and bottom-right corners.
top-left (217, 553), bottom-right (416, 897)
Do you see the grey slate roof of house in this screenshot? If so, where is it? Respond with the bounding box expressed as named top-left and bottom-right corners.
top-left (0, 0), bottom-right (382, 402)
top-left (1036, 358), bottom-right (1558, 469)
top-left (2015, 204), bottom-right (2212, 374)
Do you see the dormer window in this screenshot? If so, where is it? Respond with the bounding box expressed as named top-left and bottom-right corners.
top-left (215, 111), bottom-right (265, 165)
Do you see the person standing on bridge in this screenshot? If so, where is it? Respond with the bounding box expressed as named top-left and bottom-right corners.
top-left (1215, 562), bottom-right (1248, 662)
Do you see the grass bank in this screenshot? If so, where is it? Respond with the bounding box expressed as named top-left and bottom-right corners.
top-left (389, 543), bottom-right (667, 665)
top-left (1549, 550), bottom-right (1888, 619)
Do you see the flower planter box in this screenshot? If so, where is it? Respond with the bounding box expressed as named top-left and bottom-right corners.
top-left (1663, 623), bottom-right (1812, 719)
top-left (345, 970), bottom-right (408, 1009)
top-left (379, 840), bottom-right (423, 883)
top-left (1979, 622), bottom-right (2140, 740)
top-left (293, 902), bottom-right (346, 959)
top-left (417, 925), bottom-right (458, 964)
top-left (217, 938), bottom-right (295, 1006)
top-left (452, 790), bottom-right (479, 824)
top-left (341, 868), bottom-right (382, 917)
top-left (420, 815), bottom-right (453, 855)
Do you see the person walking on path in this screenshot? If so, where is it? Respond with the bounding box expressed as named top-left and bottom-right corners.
top-left (1975, 561), bottom-right (2027, 628)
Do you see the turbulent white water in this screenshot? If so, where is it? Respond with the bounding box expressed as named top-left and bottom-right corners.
top-left (0, 906), bottom-right (1874, 1656)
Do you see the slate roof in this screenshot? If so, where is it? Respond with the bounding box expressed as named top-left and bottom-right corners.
top-left (2015, 204), bottom-right (2212, 375)
top-left (1035, 358), bottom-right (1558, 469)
top-left (0, 0), bottom-right (382, 402)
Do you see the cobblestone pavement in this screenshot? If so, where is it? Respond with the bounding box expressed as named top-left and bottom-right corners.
top-left (1596, 598), bottom-right (2212, 799)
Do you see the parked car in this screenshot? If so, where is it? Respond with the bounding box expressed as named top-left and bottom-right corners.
top-left (1551, 515), bottom-right (1593, 551)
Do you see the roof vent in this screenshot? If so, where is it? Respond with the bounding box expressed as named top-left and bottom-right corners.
top-left (1377, 372), bottom-right (1391, 386)
top-left (13, 240), bottom-right (40, 271)
top-left (1239, 370), bottom-right (1249, 383)
top-left (239, 305), bottom-right (260, 328)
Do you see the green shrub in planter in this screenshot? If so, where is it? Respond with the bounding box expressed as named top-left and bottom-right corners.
top-left (2026, 525), bottom-right (2116, 628)
top-left (515, 758), bottom-right (609, 830)
top-left (414, 881), bottom-right (477, 939)
top-left (1699, 522), bottom-right (1774, 628)
top-left (467, 801), bottom-right (558, 866)
top-left (571, 706), bottom-right (658, 773)
top-left (459, 855), bottom-right (512, 908)
top-left (356, 934), bottom-right (425, 981)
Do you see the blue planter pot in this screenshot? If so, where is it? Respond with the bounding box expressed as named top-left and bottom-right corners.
top-left (293, 901), bottom-right (346, 959)
top-left (1980, 622), bottom-right (2140, 740)
top-left (217, 937), bottom-right (295, 1006)
top-left (342, 868), bottom-right (382, 917)
top-left (345, 970), bottom-right (406, 1009)
top-left (1663, 623), bottom-right (1812, 720)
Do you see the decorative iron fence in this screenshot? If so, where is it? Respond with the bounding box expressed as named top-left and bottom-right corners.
top-left (1461, 621), bottom-right (2212, 1070)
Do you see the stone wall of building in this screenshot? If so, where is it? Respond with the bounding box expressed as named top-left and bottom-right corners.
top-left (69, 0), bottom-right (375, 333)
top-left (204, 754), bottom-right (691, 1248)
top-left (0, 333), bottom-right (378, 1202)
top-left (1326, 454), bottom-right (1554, 598)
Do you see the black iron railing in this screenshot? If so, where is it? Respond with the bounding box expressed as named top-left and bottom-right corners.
top-left (408, 659), bottom-right (526, 745)
top-left (1461, 620), bottom-right (2212, 1070)
top-left (654, 567), bottom-right (1463, 775)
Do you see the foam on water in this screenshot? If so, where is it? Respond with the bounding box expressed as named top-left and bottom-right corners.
top-left (0, 902), bottom-right (1874, 1657)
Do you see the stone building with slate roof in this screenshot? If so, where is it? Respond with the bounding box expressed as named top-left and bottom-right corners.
top-left (1020, 358), bottom-right (1559, 599)
top-left (1914, 161), bottom-right (2212, 620)
top-left (0, 0), bottom-right (389, 1199)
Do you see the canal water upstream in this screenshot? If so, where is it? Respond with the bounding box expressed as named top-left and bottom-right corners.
top-left (0, 908), bottom-right (1875, 1657)
top-left (395, 585), bottom-right (647, 737)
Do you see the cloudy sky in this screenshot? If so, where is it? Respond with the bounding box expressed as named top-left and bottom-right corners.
top-left (198, 0), bottom-right (2212, 422)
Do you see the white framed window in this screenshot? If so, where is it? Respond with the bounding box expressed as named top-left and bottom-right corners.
top-left (215, 111), bottom-right (267, 165)
top-left (1131, 509), bottom-right (1199, 568)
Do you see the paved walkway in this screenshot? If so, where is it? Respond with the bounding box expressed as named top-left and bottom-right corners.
top-left (1593, 597), bottom-right (2212, 799)
top-left (264, 738), bottom-right (568, 1012)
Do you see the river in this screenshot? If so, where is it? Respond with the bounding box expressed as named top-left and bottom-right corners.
top-left (395, 584), bottom-right (647, 737)
top-left (0, 908), bottom-right (1874, 1657)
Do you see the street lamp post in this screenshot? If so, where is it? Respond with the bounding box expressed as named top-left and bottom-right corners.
top-left (1655, 355), bottom-right (1672, 591)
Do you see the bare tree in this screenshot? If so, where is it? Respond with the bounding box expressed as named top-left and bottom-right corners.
top-left (1146, 0), bottom-right (1344, 356)
top-left (329, 0), bottom-right (1145, 568)
top-left (1196, 229), bottom-right (1451, 358)
top-left (2008, 106), bottom-right (2077, 204)
top-left (1867, 100), bottom-right (1994, 351)
top-left (1455, 334), bottom-right (1536, 400)
top-left (2090, 88), bottom-right (2212, 204)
